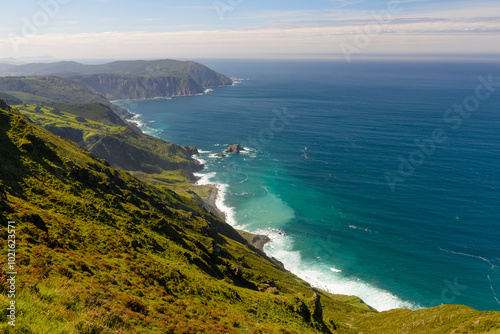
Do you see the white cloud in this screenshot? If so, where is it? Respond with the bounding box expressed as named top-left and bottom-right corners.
top-left (1, 21), bottom-right (499, 60)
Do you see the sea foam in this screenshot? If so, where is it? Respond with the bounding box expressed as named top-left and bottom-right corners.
top-left (193, 171), bottom-right (240, 228)
top-left (258, 228), bottom-right (421, 312)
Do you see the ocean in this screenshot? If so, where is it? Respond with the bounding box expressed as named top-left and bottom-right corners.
top-left (114, 60), bottom-right (500, 312)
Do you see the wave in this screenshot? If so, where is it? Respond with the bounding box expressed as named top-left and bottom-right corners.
top-left (348, 225), bottom-right (376, 234)
top-left (128, 113), bottom-right (144, 128)
top-left (257, 228), bottom-right (421, 312)
top-left (240, 147), bottom-right (258, 158)
top-left (193, 172), bottom-right (240, 228)
top-left (193, 172), bottom-right (216, 185)
top-left (119, 92), bottom-right (421, 313)
top-left (128, 113), bottom-right (162, 136)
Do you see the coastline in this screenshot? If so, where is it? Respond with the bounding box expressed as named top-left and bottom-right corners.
top-left (111, 85), bottom-right (420, 313)
top-left (111, 82), bottom-right (236, 104)
top-left (123, 102), bottom-right (413, 311)
top-left (192, 182), bottom-right (271, 252)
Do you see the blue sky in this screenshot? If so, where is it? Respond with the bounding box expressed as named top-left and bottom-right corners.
top-left (1, 0), bottom-right (499, 61)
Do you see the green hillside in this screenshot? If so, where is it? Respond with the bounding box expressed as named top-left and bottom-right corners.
top-left (14, 103), bottom-right (202, 176)
top-left (0, 60), bottom-right (192, 77)
top-left (0, 99), bottom-right (368, 333)
top-left (0, 61), bottom-right (87, 76)
top-left (1, 99), bottom-right (500, 333)
top-left (0, 92), bottom-right (22, 105)
top-left (0, 59), bottom-right (233, 100)
top-left (0, 76), bottom-right (132, 120)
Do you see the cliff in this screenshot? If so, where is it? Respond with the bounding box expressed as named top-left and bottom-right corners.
top-left (15, 103), bottom-right (203, 175)
top-left (75, 73), bottom-right (205, 100)
top-left (0, 59), bottom-right (233, 101)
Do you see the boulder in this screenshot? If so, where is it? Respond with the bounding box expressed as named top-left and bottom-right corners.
top-left (214, 153), bottom-right (226, 157)
top-left (224, 144), bottom-right (245, 154)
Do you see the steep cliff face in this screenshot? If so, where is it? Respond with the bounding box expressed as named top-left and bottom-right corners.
top-left (181, 61), bottom-right (234, 88)
top-left (86, 133), bottom-right (203, 173)
top-left (77, 74), bottom-right (205, 100)
top-left (0, 59), bottom-right (234, 102)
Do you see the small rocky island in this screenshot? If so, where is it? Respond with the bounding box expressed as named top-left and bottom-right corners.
top-left (225, 144), bottom-right (246, 154)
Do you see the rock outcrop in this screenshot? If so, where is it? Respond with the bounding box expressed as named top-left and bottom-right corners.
top-left (76, 74), bottom-right (204, 101)
top-left (0, 98), bottom-right (11, 111)
top-left (311, 293), bottom-right (323, 321)
top-left (225, 144), bottom-right (245, 154)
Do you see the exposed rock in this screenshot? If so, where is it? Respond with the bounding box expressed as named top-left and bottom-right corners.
top-left (251, 235), bottom-right (271, 251)
top-left (0, 98), bottom-right (11, 111)
top-left (311, 292), bottom-right (323, 321)
top-left (77, 74), bottom-right (204, 100)
top-left (225, 144), bottom-right (246, 154)
top-left (184, 146), bottom-right (200, 157)
top-left (265, 287), bottom-right (280, 295)
top-left (214, 153), bottom-right (226, 157)
top-left (264, 279), bottom-right (276, 287)
top-left (24, 214), bottom-right (48, 232)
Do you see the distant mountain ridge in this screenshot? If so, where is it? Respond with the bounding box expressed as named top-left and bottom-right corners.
top-left (0, 59), bottom-right (233, 100)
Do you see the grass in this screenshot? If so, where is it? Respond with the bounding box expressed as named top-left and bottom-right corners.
top-left (15, 103), bottom-right (200, 174)
top-left (1, 101), bottom-right (499, 333)
top-left (17, 104), bottom-right (127, 138)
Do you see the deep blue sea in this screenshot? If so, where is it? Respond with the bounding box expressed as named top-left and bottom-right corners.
top-left (115, 60), bottom-right (500, 312)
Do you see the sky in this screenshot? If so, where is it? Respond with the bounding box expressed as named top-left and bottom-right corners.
top-left (0, 0), bottom-right (499, 62)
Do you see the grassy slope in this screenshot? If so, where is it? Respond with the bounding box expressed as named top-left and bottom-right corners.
top-left (0, 59), bottom-right (232, 83)
top-left (0, 102), bottom-right (372, 333)
top-left (15, 103), bottom-right (201, 175)
top-left (0, 76), bottom-right (132, 120)
top-left (0, 93), bottom-right (22, 105)
top-left (0, 77), bottom-right (111, 104)
top-left (1, 101), bottom-right (499, 333)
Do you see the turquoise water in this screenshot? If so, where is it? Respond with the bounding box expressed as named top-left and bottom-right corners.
top-left (115, 60), bottom-right (500, 311)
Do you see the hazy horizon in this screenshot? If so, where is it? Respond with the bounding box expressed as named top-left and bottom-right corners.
top-left (1, 0), bottom-right (499, 62)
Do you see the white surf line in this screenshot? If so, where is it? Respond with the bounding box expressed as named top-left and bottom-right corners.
top-left (487, 275), bottom-right (500, 306)
top-left (439, 247), bottom-right (498, 270)
top-left (441, 247), bottom-right (500, 306)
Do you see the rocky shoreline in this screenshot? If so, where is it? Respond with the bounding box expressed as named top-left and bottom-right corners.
top-left (192, 183), bottom-right (270, 251)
